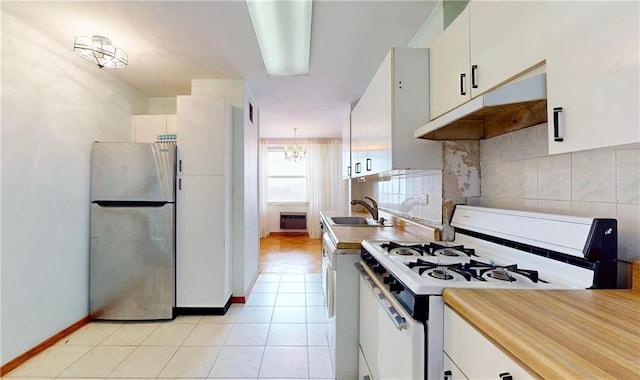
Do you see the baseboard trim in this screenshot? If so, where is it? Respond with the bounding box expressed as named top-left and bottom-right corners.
top-left (268, 232), bottom-right (309, 236)
top-left (174, 296), bottom-right (233, 316)
top-left (231, 270), bottom-right (260, 304)
top-left (0, 316), bottom-right (90, 376)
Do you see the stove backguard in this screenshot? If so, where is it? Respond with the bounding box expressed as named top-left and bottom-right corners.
top-left (453, 218), bottom-right (617, 289)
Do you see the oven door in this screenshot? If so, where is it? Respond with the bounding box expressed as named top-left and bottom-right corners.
top-left (357, 262), bottom-right (425, 380)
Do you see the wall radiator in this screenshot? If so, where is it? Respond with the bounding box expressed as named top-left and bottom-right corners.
top-left (280, 212), bottom-right (307, 230)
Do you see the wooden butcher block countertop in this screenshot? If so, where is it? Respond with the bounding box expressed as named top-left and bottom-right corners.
top-left (319, 211), bottom-right (440, 249)
top-left (443, 283), bottom-right (640, 379)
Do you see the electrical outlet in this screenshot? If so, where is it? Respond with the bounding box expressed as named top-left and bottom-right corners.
top-left (418, 194), bottom-right (428, 204)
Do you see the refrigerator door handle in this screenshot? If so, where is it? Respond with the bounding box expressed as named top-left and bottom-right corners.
top-left (179, 178), bottom-right (182, 190)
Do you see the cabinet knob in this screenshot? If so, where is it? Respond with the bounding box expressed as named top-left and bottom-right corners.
top-left (499, 372), bottom-right (513, 380)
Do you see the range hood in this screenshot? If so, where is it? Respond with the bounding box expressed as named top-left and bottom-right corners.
top-left (415, 74), bottom-right (547, 140)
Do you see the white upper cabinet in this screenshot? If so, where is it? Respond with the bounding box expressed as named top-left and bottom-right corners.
top-left (341, 113), bottom-right (352, 179)
top-left (546, 1), bottom-right (640, 154)
top-left (132, 114), bottom-right (176, 143)
top-left (351, 48), bottom-right (442, 177)
top-left (176, 95), bottom-right (231, 176)
top-left (430, 6), bottom-right (470, 120)
top-left (350, 96), bottom-right (368, 176)
top-left (166, 114), bottom-right (177, 134)
top-left (469, 0), bottom-right (545, 97)
top-left (430, 1), bottom-right (545, 119)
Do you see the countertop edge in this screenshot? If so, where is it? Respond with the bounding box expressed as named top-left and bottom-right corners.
top-left (319, 210), bottom-right (441, 249)
top-left (443, 288), bottom-right (640, 379)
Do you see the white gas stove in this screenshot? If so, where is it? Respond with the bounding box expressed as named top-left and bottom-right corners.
top-left (356, 205), bottom-right (618, 380)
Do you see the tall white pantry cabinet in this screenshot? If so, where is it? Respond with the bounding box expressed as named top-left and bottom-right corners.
top-left (176, 95), bottom-right (233, 309)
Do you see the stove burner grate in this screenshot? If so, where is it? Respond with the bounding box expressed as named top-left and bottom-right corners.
top-left (465, 260), bottom-right (539, 283)
top-left (381, 241), bottom-right (477, 258)
top-left (408, 260), bottom-right (475, 281)
top-left (428, 269), bottom-right (454, 281)
top-left (392, 247), bottom-right (420, 256)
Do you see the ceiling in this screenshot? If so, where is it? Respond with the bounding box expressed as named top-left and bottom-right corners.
top-left (1, 1), bottom-right (438, 139)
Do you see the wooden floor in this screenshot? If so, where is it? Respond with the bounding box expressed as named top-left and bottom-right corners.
top-left (259, 233), bottom-right (322, 273)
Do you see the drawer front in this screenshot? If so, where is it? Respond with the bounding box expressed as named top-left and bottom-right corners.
top-left (444, 306), bottom-right (533, 379)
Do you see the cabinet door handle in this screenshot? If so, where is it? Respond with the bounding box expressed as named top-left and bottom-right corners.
top-left (460, 73), bottom-right (466, 95)
top-left (471, 65), bottom-right (478, 88)
top-left (347, 166), bottom-right (352, 176)
top-left (355, 162), bottom-right (361, 174)
top-left (499, 372), bottom-right (513, 380)
top-left (363, 376), bottom-right (371, 380)
top-left (179, 159), bottom-right (182, 172)
top-left (366, 158), bottom-right (372, 171)
top-left (553, 107), bottom-right (564, 142)
top-left (444, 370), bottom-right (452, 380)
top-left (178, 178), bottom-right (182, 190)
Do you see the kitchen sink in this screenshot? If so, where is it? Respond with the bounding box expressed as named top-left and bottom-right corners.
top-left (329, 216), bottom-right (392, 227)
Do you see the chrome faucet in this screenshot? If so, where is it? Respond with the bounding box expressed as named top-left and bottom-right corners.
top-left (351, 196), bottom-right (379, 221)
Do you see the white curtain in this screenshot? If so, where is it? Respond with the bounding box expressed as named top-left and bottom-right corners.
top-left (258, 140), bottom-right (270, 238)
top-left (306, 139), bottom-right (344, 238)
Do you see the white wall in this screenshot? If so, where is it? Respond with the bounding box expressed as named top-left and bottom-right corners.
top-left (1, 13), bottom-right (148, 365)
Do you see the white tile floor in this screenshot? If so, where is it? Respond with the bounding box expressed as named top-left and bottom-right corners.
top-left (5, 273), bottom-right (334, 380)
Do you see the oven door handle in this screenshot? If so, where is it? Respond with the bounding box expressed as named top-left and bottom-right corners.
top-left (355, 262), bottom-right (408, 330)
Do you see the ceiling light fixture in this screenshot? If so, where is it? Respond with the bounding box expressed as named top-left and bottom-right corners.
top-left (246, 0), bottom-right (312, 76)
top-left (284, 128), bottom-right (306, 162)
top-left (73, 35), bottom-right (128, 69)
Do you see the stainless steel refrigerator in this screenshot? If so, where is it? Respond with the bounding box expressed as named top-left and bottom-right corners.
top-left (90, 142), bottom-right (176, 320)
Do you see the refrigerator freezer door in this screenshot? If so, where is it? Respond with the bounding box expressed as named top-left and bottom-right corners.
top-left (91, 142), bottom-right (176, 202)
top-left (90, 203), bottom-right (175, 320)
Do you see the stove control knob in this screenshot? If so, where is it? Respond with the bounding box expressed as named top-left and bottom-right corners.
top-left (389, 281), bottom-right (404, 293)
top-left (383, 275), bottom-right (393, 284)
top-left (373, 265), bottom-right (386, 275)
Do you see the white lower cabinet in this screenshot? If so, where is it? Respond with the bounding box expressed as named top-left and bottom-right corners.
top-left (444, 305), bottom-right (533, 379)
top-left (358, 346), bottom-right (372, 380)
top-left (443, 353), bottom-right (467, 380)
top-left (176, 175), bottom-right (231, 307)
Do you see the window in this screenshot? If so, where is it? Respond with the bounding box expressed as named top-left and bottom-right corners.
top-left (267, 148), bottom-right (306, 202)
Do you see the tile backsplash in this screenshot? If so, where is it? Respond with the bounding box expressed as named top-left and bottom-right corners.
top-left (355, 171), bottom-right (444, 225)
top-left (472, 124), bottom-right (639, 287)
top-left (353, 123), bottom-right (639, 287)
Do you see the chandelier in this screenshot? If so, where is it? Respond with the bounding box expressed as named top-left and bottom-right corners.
top-left (284, 128), bottom-right (306, 162)
top-left (73, 35), bottom-right (128, 69)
